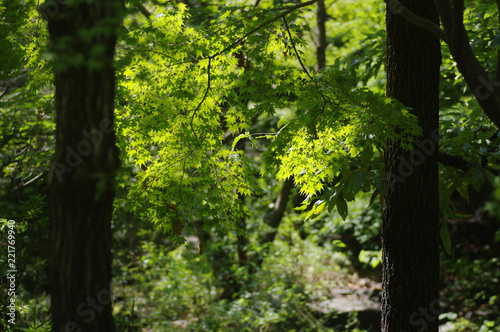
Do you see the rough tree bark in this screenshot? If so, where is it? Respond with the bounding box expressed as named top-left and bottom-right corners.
top-left (43, 0), bottom-right (123, 331)
top-left (382, 0), bottom-right (441, 331)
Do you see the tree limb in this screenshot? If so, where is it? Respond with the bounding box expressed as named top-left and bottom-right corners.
top-left (433, 0), bottom-right (452, 32)
top-left (130, 0), bottom-right (151, 18)
top-left (283, 16), bottom-right (312, 78)
top-left (261, 178), bottom-right (294, 245)
top-left (390, 0), bottom-right (500, 128)
top-left (450, 0), bottom-right (465, 45)
top-left (136, 2), bottom-right (151, 18)
top-left (437, 152), bottom-right (469, 169)
top-left (386, 0), bottom-right (449, 43)
top-left (0, 86), bottom-right (10, 100)
top-left (443, 0), bottom-right (500, 128)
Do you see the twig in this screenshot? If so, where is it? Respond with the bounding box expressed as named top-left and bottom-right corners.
top-left (282, 16), bottom-right (312, 79)
top-left (252, 0), bottom-right (261, 10)
top-left (216, 0), bottom-right (318, 57)
top-left (189, 56), bottom-right (212, 142)
top-left (0, 85), bottom-right (10, 100)
top-left (136, 3), bottom-right (151, 18)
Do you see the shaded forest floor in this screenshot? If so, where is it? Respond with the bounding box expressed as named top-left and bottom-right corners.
top-left (4, 208), bottom-right (500, 332)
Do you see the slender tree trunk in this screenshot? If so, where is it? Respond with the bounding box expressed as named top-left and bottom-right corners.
top-left (382, 1), bottom-right (441, 331)
top-left (44, 1), bottom-right (122, 331)
top-left (315, 0), bottom-right (327, 71)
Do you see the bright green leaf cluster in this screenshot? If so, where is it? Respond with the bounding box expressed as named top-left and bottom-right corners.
top-left (262, 67), bottom-right (421, 218)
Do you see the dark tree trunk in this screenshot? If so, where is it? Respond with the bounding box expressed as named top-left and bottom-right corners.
top-left (44, 1), bottom-right (122, 331)
top-left (382, 1), bottom-right (441, 331)
top-left (315, 0), bottom-right (327, 71)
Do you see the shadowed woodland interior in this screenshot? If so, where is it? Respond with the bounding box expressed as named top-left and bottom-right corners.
top-left (1, 0), bottom-right (500, 331)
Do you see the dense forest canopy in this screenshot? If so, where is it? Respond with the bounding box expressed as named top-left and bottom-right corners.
top-left (1, 0), bottom-right (499, 331)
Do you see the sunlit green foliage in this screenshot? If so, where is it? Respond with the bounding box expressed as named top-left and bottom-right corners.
top-left (263, 66), bottom-right (421, 217)
top-left (115, 3), bottom-right (262, 236)
top-left (115, 0), bottom-right (422, 235)
top-left (0, 90), bottom-right (54, 193)
top-left (0, 0), bottom-right (33, 80)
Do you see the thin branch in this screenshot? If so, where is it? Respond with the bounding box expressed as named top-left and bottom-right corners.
top-left (260, 178), bottom-right (294, 245)
top-left (22, 171), bottom-right (46, 187)
top-left (0, 168), bottom-right (47, 200)
top-left (189, 56), bottom-right (212, 150)
top-left (135, 1), bottom-right (151, 18)
top-left (282, 15), bottom-right (341, 127)
top-left (0, 86), bottom-right (10, 100)
top-left (282, 16), bottom-right (312, 79)
top-left (216, 0), bottom-right (318, 56)
top-left (185, 56), bottom-right (224, 189)
top-left (386, 0), bottom-right (449, 43)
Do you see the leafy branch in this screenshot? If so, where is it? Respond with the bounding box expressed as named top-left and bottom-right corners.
top-left (216, 0), bottom-right (318, 57)
top-left (122, 0), bottom-right (318, 68)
